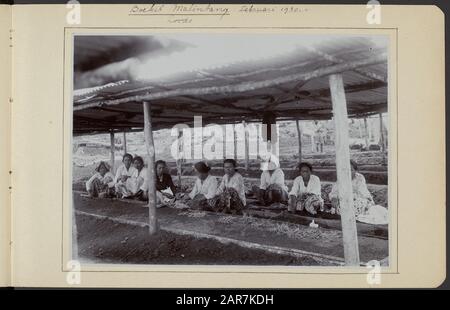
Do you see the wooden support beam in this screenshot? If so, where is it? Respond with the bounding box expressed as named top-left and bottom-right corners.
top-left (306, 46), bottom-right (387, 83)
top-left (74, 54), bottom-right (387, 111)
top-left (296, 120), bottom-right (302, 163)
top-left (223, 125), bottom-right (226, 159)
top-left (122, 131), bottom-right (127, 154)
top-left (176, 129), bottom-right (183, 189)
top-left (379, 113), bottom-right (387, 164)
top-left (143, 101), bottom-right (158, 235)
top-left (233, 123), bottom-right (237, 160)
top-left (363, 117), bottom-right (369, 149)
top-left (109, 131), bottom-right (115, 173)
top-left (379, 113), bottom-right (386, 151)
top-left (329, 73), bottom-right (360, 266)
top-left (243, 121), bottom-right (249, 171)
top-left (256, 123), bottom-right (260, 158)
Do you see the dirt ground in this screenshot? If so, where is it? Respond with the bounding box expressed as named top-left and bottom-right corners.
top-left (74, 193), bottom-right (388, 265)
top-left (76, 212), bottom-right (324, 266)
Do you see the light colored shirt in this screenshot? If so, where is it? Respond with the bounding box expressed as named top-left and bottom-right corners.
top-left (86, 172), bottom-right (115, 191)
top-left (114, 164), bottom-right (137, 183)
top-left (189, 174), bottom-right (218, 200)
top-left (130, 167), bottom-right (149, 192)
top-left (259, 168), bottom-right (288, 192)
top-left (329, 172), bottom-right (373, 202)
top-left (289, 174), bottom-right (322, 197)
top-left (216, 172), bottom-right (246, 205)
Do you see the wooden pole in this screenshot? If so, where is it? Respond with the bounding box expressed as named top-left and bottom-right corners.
top-left (363, 117), bottom-right (369, 149)
top-left (176, 129), bottom-right (183, 188)
top-left (122, 131), bottom-right (127, 154)
top-left (143, 101), bottom-right (158, 235)
top-left (256, 123), bottom-right (260, 158)
top-left (243, 121), bottom-right (249, 171)
top-left (296, 120), bottom-right (302, 163)
top-left (233, 123), bottom-right (237, 160)
top-left (379, 113), bottom-right (386, 152)
top-left (109, 131), bottom-right (115, 173)
top-left (358, 119), bottom-right (363, 139)
top-left (223, 125), bottom-right (226, 159)
top-left (329, 74), bottom-right (360, 266)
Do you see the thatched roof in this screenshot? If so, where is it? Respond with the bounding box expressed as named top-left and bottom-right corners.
top-left (73, 36), bottom-right (388, 135)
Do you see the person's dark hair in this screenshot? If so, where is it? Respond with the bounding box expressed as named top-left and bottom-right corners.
top-left (123, 153), bottom-right (133, 161)
top-left (133, 156), bottom-right (144, 165)
top-left (155, 160), bottom-right (167, 168)
top-left (298, 162), bottom-right (313, 172)
top-left (95, 161), bottom-right (110, 172)
top-left (350, 160), bottom-right (358, 171)
top-left (223, 159), bottom-right (238, 171)
top-left (194, 161), bottom-right (210, 174)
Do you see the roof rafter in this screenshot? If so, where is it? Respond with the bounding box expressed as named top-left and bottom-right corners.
top-left (74, 53), bottom-right (387, 111)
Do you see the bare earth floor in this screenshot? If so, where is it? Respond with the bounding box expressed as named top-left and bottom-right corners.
top-left (73, 193), bottom-right (388, 266)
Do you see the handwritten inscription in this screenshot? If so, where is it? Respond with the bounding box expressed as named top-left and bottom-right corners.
top-left (168, 17), bottom-right (193, 24)
top-left (129, 4), bottom-right (309, 22)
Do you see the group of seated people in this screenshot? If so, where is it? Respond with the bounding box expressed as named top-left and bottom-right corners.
top-left (85, 153), bottom-right (388, 224)
top-left (86, 154), bottom-right (149, 200)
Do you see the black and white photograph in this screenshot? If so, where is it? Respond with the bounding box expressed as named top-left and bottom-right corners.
top-left (71, 33), bottom-right (390, 267)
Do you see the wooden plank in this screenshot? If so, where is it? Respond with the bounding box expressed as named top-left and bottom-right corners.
top-left (109, 131), bottom-right (115, 173)
top-left (74, 54), bottom-right (387, 111)
top-left (296, 120), bottom-right (302, 163)
top-left (143, 101), bottom-right (158, 234)
top-left (329, 73), bottom-right (360, 266)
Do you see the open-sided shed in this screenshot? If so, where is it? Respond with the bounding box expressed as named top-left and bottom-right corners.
top-left (72, 35), bottom-right (388, 266)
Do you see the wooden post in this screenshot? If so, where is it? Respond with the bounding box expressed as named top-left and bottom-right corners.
top-left (176, 129), bottom-right (183, 189)
top-left (256, 123), bottom-right (260, 158)
top-left (122, 131), bottom-right (127, 154)
top-left (223, 125), bottom-right (226, 159)
top-left (243, 120), bottom-right (249, 171)
top-left (363, 117), bottom-right (369, 149)
top-left (329, 74), bottom-right (360, 266)
top-left (358, 119), bottom-right (363, 139)
top-left (109, 131), bottom-right (115, 173)
top-left (296, 119), bottom-right (302, 163)
top-left (379, 113), bottom-right (386, 152)
top-left (143, 101), bottom-right (158, 235)
top-left (379, 113), bottom-right (387, 164)
top-left (233, 123), bottom-right (237, 160)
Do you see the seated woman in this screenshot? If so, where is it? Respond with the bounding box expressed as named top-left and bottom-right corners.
top-left (155, 160), bottom-right (177, 206)
top-left (118, 156), bottom-right (148, 200)
top-left (213, 159), bottom-right (246, 214)
top-left (329, 160), bottom-right (388, 225)
top-left (288, 162), bottom-right (324, 215)
top-left (114, 153), bottom-right (137, 198)
top-left (255, 157), bottom-right (288, 206)
top-left (85, 161), bottom-right (115, 198)
top-left (182, 161), bottom-right (218, 210)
